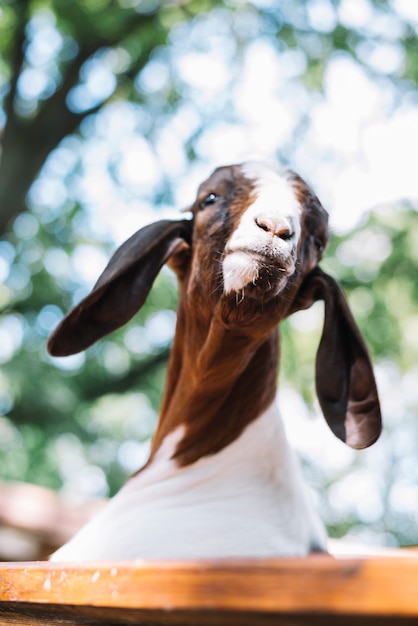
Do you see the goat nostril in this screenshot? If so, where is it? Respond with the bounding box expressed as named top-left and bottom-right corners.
top-left (255, 216), bottom-right (293, 240)
top-left (279, 230), bottom-right (293, 241)
top-left (255, 217), bottom-right (271, 233)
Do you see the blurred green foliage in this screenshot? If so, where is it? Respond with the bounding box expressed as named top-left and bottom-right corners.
top-left (0, 0), bottom-right (418, 547)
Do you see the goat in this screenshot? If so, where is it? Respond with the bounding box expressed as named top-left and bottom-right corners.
top-left (47, 161), bottom-right (381, 561)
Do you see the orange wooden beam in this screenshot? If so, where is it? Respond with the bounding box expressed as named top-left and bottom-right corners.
top-left (0, 556), bottom-right (418, 624)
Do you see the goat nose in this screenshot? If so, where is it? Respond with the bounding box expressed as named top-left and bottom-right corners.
top-left (255, 215), bottom-right (293, 240)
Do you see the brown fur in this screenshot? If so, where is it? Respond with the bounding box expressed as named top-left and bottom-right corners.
top-left (149, 166), bottom-right (328, 466)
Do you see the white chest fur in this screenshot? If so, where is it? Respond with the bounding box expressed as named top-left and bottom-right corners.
top-left (50, 402), bottom-right (327, 561)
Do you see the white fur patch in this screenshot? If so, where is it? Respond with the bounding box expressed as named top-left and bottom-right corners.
top-left (50, 403), bottom-right (326, 561)
top-left (222, 252), bottom-right (260, 295)
top-left (223, 162), bottom-right (301, 295)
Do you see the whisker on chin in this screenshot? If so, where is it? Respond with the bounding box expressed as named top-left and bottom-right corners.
top-left (236, 289), bottom-right (245, 305)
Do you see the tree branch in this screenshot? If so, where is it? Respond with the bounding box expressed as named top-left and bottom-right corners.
top-left (80, 348), bottom-right (170, 402)
top-left (0, 8), bottom-right (166, 234)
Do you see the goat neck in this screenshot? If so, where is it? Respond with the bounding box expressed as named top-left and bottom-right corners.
top-left (153, 292), bottom-right (280, 466)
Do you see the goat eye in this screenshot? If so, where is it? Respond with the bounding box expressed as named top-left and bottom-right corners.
top-left (314, 238), bottom-right (324, 253)
top-left (200, 193), bottom-right (218, 210)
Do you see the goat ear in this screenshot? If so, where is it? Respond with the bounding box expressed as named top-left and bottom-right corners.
top-left (48, 219), bottom-right (193, 357)
top-left (290, 267), bottom-right (382, 449)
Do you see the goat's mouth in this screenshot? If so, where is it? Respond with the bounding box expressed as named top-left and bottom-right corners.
top-left (222, 250), bottom-right (295, 299)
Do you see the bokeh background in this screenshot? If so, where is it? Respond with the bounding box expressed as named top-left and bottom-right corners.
top-left (0, 0), bottom-right (417, 558)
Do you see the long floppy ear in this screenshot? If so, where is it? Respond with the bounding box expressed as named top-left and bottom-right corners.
top-left (290, 267), bottom-right (382, 449)
top-left (48, 219), bottom-right (193, 357)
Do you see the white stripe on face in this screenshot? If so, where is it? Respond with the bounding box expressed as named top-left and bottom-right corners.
top-left (222, 162), bottom-right (302, 295)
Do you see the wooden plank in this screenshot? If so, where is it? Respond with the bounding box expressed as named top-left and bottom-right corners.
top-left (0, 556), bottom-right (418, 624)
top-left (1, 603), bottom-right (418, 626)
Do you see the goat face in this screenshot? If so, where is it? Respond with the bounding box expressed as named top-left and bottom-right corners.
top-left (186, 162), bottom-right (328, 320)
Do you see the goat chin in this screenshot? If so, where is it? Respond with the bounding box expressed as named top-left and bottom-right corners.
top-left (48, 161), bottom-right (381, 561)
top-left (222, 252), bottom-right (292, 299)
top-left (222, 251), bottom-right (261, 295)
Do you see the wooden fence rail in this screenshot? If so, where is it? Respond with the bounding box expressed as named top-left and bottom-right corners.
top-left (1, 555), bottom-right (418, 625)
